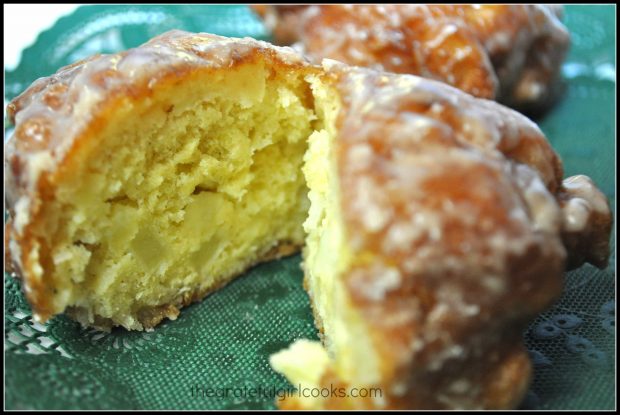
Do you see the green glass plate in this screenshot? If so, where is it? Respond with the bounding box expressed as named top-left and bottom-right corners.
top-left (4, 5), bottom-right (616, 410)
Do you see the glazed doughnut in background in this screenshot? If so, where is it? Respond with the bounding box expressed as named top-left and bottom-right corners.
top-left (252, 4), bottom-right (570, 113)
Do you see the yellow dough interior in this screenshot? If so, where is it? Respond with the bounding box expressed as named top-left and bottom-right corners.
top-left (274, 76), bottom-right (380, 391)
top-left (44, 61), bottom-right (323, 329)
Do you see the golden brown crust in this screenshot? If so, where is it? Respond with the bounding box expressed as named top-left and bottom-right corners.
top-left (254, 4), bottom-right (569, 110)
top-left (558, 175), bottom-right (613, 270)
top-left (336, 64), bottom-right (557, 409)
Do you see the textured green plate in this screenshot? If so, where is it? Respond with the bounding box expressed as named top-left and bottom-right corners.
top-left (4, 5), bottom-right (616, 410)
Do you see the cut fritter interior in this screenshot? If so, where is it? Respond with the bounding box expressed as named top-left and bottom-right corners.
top-left (296, 78), bottom-right (380, 385)
top-left (42, 62), bottom-right (328, 329)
